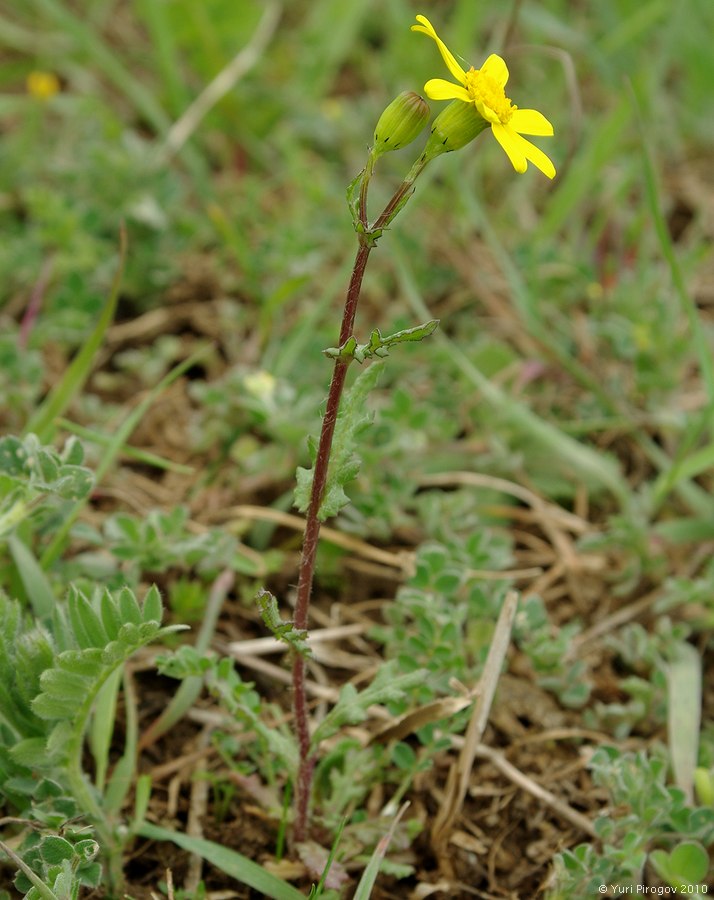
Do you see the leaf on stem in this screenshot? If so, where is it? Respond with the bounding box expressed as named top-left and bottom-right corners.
top-left (324, 319), bottom-right (439, 363)
top-left (256, 590), bottom-right (311, 658)
top-left (295, 362), bottom-right (384, 521)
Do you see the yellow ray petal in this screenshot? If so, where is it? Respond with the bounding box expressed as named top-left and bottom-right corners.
top-left (480, 54), bottom-right (509, 88)
top-left (473, 100), bottom-right (501, 126)
top-left (497, 127), bottom-right (556, 178)
top-left (412, 15), bottom-right (466, 85)
top-left (510, 108), bottom-right (554, 136)
top-left (520, 135), bottom-right (556, 179)
top-left (491, 123), bottom-right (527, 173)
top-left (423, 79), bottom-right (471, 103)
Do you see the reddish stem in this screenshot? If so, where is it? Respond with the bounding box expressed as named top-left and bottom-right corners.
top-left (291, 244), bottom-right (370, 842)
top-left (291, 159), bottom-right (428, 842)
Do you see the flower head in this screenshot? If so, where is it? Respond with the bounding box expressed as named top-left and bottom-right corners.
top-left (411, 15), bottom-right (555, 179)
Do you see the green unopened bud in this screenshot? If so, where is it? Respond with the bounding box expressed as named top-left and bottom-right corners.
top-left (373, 91), bottom-right (430, 158)
top-left (422, 100), bottom-right (489, 161)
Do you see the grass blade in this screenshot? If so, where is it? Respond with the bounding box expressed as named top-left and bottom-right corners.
top-left (23, 229), bottom-right (126, 444)
top-left (40, 345), bottom-right (211, 569)
top-left (56, 418), bottom-right (194, 474)
top-left (667, 640), bottom-right (702, 804)
top-left (138, 823), bottom-right (306, 900)
top-left (7, 535), bottom-right (55, 618)
top-left (352, 803), bottom-right (410, 900)
top-left (394, 246), bottom-right (631, 507)
top-left (0, 839), bottom-right (59, 900)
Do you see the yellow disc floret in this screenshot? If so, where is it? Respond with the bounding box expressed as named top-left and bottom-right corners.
top-left (464, 67), bottom-right (516, 125)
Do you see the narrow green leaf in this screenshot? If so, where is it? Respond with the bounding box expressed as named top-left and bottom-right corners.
top-left (654, 440), bottom-right (714, 507)
top-left (138, 823), bottom-right (306, 900)
top-left (0, 839), bottom-right (59, 900)
top-left (131, 774), bottom-right (152, 833)
top-left (103, 752), bottom-right (135, 818)
top-left (104, 666), bottom-right (139, 815)
top-left (23, 231), bottom-right (125, 443)
top-left (89, 667), bottom-right (121, 792)
top-left (138, 571), bottom-right (230, 747)
top-left (7, 537), bottom-right (55, 619)
top-left (353, 804), bottom-right (410, 900)
top-left (667, 641), bottom-right (702, 802)
top-left (40, 346), bottom-right (212, 569)
top-left (118, 589), bottom-right (142, 626)
top-left (256, 589), bottom-right (310, 657)
top-left (68, 589), bottom-right (107, 649)
top-left (99, 589), bottom-right (122, 641)
top-left (141, 585), bottom-right (163, 625)
top-left (56, 418), bottom-right (195, 475)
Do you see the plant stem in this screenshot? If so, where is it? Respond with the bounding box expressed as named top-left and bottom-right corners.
top-left (291, 154), bottom-right (431, 841)
top-left (292, 245), bottom-right (369, 843)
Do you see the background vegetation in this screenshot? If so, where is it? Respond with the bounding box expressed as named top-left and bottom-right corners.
top-left (1, 0), bottom-right (713, 896)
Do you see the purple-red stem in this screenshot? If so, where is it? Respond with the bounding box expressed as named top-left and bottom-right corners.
top-left (291, 242), bottom-right (370, 842)
top-left (291, 160), bottom-right (427, 842)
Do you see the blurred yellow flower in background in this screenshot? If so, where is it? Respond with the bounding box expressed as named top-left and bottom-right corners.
top-left (412, 15), bottom-right (555, 179)
top-left (26, 71), bottom-right (60, 100)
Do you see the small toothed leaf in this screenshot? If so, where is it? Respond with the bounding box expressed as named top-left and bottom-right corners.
top-left (294, 362), bottom-right (384, 520)
top-left (256, 590), bottom-right (311, 657)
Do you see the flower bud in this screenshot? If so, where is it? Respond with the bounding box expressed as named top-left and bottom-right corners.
top-left (372, 91), bottom-right (430, 157)
top-left (421, 100), bottom-right (489, 161)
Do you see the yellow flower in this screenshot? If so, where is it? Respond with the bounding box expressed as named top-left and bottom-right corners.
top-left (26, 70), bottom-right (60, 100)
top-left (411, 15), bottom-right (555, 179)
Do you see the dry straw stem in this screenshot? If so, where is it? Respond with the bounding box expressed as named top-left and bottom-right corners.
top-left (568, 542), bottom-right (710, 658)
top-left (470, 744), bottom-right (597, 840)
top-left (420, 471), bottom-right (595, 607)
top-left (228, 504), bottom-right (412, 572)
top-left (431, 590), bottom-right (519, 853)
top-left (228, 503), bottom-right (542, 582)
top-left (185, 728), bottom-right (213, 893)
top-left (161, 1), bottom-right (282, 160)
top-left (228, 623), bottom-right (366, 657)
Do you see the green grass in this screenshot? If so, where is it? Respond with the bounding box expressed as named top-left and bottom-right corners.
top-left (1, 0), bottom-right (713, 896)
